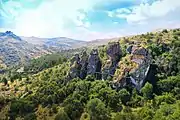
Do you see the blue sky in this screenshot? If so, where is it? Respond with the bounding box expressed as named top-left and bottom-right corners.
top-left (0, 0), bottom-right (180, 40)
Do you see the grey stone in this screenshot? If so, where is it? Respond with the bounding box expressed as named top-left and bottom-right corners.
top-left (87, 49), bottom-right (102, 79)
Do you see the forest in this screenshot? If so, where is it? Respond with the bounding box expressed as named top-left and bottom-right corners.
top-left (0, 28), bottom-right (180, 120)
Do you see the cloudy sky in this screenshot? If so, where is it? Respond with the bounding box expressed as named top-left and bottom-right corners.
top-left (0, 0), bottom-right (180, 40)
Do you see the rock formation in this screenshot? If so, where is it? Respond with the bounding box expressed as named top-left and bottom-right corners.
top-left (68, 44), bottom-right (153, 91)
top-left (112, 45), bottom-right (152, 90)
top-left (126, 45), bottom-right (133, 54)
top-left (102, 42), bottom-right (122, 80)
top-left (69, 53), bottom-right (81, 79)
top-left (68, 49), bottom-right (102, 80)
top-left (79, 51), bottom-right (89, 79)
top-left (87, 49), bottom-right (102, 79)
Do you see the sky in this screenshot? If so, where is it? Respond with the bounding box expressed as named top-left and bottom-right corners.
top-left (0, 0), bottom-right (180, 40)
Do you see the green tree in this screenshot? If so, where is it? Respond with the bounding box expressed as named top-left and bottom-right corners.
top-left (157, 75), bottom-right (180, 94)
top-left (162, 29), bottom-right (168, 33)
top-left (137, 106), bottom-right (154, 120)
top-left (85, 75), bottom-right (95, 81)
top-left (154, 93), bottom-right (176, 106)
top-left (64, 97), bottom-right (84, 119)
top-left (98, 87), bottom-right (122, 111)
top-left (113, 107), bottom-right (138, 120)
top-left (153, 103), bottom-right (175, 120)
top-left (80, 112), bottom-right (90, 120)
top-left (2, 77), bottom-right (8, 85)
top-left (118, 89), bottom-right (131, 105)
top-left (113, 112), bottom-right (137, 120)
top-left (9, 99), bottom-right (35, 119)
top-left (86, 98), bottom-right (110, 120)
top-left (141, 82), bottom-right (153, 100)
top-left (55, 109), bottom-right (70, 120)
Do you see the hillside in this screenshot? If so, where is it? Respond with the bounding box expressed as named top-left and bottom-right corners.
top-left (0, 31), bottom-right (53, 67)
top-left (0, 30), bottom-right (118, 68)
top-left (0, 31), bottom-right (86, 67)
top-left (0, 28), bottom-right (180, 120)
top-left (21, 36), bottom-right (85, 50)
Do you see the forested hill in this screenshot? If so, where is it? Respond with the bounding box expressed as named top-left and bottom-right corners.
top-left (0, 31), bottom-right (86, 68)
top-left (0, 28), bottom-right (180, 120)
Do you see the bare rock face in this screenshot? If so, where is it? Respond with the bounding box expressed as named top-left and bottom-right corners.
top-left (69, 54), bottom-right (81, 79)
top-left (102, 42), bottom-right (122, 80)
top-left (87, 49), bottom-right (102, 79)
top-left (112, 45), bottom-right (152, 90)
top-left (107, 42), bottom-right (122, 62)
top-left (126, 45), bottom-right (133, 54)
top-left (70, 53), bottom-right (80, 66)
top-left (79, 51), bottom-right (89, 79)
top-left (131, 46), bottom-right (148, 56)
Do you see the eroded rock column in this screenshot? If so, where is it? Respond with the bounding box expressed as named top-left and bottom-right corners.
top-left (102, 42), bottom-right (122, 80)
top-left (87, 49), bottom-right (102, 79)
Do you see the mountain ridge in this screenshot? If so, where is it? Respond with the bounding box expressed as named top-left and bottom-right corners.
top-left (0, 31), bottom-right (89, 67)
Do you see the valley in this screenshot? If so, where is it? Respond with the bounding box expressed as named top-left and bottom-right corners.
top-left (0, 31), bottom-right (113, 68)
top-left (0, 28), bottom-right (180, 120)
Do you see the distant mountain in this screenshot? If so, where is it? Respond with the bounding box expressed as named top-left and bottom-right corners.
top-left (21, 36), bottom-right (85, 50)
top-left (21, 34), bottom-right (116, 49)
top-left (0, 31), bottom-right (87, 67)
top-left (0, 31), bottom-right (115, 67)
top-left (83, 38), bottom-right (120, 47)
top-left (0, 31), bottom-right (52, 67)
top-left (45, 37), bottom-right (85, 50)
top-left (0, 31), bottom-right (22, 41)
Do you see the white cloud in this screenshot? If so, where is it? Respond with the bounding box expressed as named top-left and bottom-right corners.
top-left (0, 0), bottom-right (99, 39)
top-left (110, 0), bottom-right (180, 23)
top-left (116, 8), bottom-right (131, 14)
top-left (107, 8), bottom-right (131, 18)
top-left (1, 0), bottom-right (126, 40)
top-left (113, 22), bottom-right (119, 24)
top-left (0, 0), bottom-right (21, 20)
top-left (1, 0), bottom-right (180, 41)
top-left (107, 11), bottom-right (114, 17)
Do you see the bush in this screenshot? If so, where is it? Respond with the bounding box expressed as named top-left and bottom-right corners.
top-left (118, 89), bottom-right (131, 105)
top-left (141, 82), bottom-right (153, 100)
top-left (80, 112), bottom-right (90, 120)
top-left (55, 109), bottom-right (70, 120)
top-left (9, 99), bottom-right (35, 119)
top-left (87, 98), bottom-right (110, 120)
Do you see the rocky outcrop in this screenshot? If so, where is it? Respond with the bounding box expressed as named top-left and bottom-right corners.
top-left (126, 45), bottom-right (133, 54)
top-left (70, 53), bottom-right (80, 66)
top-left (107, 42), bottom-right (122, 62)
top-left (79, 51), bottom-right (89, 79)
top-left (102, 42), bottom-right (122, 80)
top-left (68, 44), bottom-right (153, 91)
top-left (68, 54), bottom-right (81, 79)
top-left (68, 50), bottom-right (101, 80)
top-left (112, 45), bottom-right (152, 90)
top-left (87, 49), bottom-right (102, 79)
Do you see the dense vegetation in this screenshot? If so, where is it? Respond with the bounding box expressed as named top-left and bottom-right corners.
top-left (23, 53), bottom-right (68, 73)
top-left (0, 28), bottom-right (180, 120)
